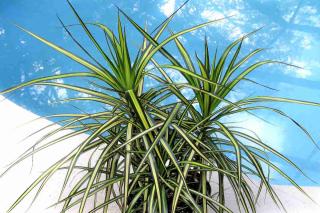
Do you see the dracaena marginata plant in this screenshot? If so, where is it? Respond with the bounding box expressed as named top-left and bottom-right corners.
top-left (1, 1), bottom-right (319, 213)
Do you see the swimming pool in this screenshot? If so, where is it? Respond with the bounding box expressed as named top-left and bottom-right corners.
top-left (1, 0), bottom-right (320, 186)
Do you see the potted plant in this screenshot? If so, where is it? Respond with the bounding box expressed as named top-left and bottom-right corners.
top-left (1, 1), bottom-right (319, 212)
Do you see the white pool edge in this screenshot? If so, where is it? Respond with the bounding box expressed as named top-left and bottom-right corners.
top-left (0, 95), bottom-right (319, 213)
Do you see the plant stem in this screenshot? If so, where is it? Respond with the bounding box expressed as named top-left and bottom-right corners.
top-left (218, 171), bottom-right (225, 213)
top-left (201, 158), bottom-right (207, 213)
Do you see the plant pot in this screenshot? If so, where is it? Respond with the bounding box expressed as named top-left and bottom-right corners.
top-left (128, 171), bottom-right (212, 212)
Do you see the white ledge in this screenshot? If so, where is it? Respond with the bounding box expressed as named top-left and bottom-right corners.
top-left (0, 96), bottom-right (319, 213)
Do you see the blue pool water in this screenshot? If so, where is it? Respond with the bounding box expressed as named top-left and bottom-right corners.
top-left (1, 0), bottom-right (320, 185)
